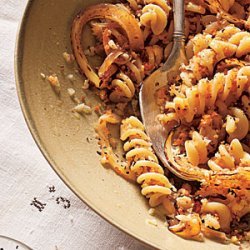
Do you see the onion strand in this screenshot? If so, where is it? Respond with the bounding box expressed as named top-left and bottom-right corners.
top-left (71, 4), bottom-right (144, 87)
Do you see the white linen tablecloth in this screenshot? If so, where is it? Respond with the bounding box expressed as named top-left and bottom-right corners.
top-left (0, 1), bottom-right (148, 249)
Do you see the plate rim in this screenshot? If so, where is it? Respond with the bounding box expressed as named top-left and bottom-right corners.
top-left (0, 235), bottom-right (32, 250)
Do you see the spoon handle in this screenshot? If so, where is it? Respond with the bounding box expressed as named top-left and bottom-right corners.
top-left (173, 0), bottom-right (185, 40)
top-left (161, 0), bottom-right (186, 71)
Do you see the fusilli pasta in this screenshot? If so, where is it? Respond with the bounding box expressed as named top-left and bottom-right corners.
top-left (71, 0), bottom-right (250, 244)
top-left (121, 116), bottom-right (173, 207)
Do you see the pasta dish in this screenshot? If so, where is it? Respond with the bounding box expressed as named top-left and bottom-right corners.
top-left (70, 0), bottom-right (250, 244)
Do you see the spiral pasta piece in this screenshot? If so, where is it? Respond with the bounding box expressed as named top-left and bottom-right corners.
top-left (181, 25), bottom-right (250, 85)
top-left (209, 39), bottom-right (237, 61)
top-left (185, 131), bottom-right (208, 166)
top-left (120, 116), bottom-right (172, 207)
top-left (167, 125), bottom-right (248, 171)
top-left (180, 49), bottom-right (216, 86)
top-left (186, 34), bottom-right (212, 57)
top-left (208, 139), bottom-right (250, 171)
top-left (140, 0), bottom-right (171, 35)
top-left (225, 107), bottom-right (249, 142)
top-left (228, 31), bottom-right (250, 57)
top-left (201, 201), bottom-right (232, 231)
top-left (144, 45), bottom-right (164, 72)
top-left (126, 58), bottom-right (144, 84)
top-left (163, 67), bottom-right (250, 124)
top-left (186, 2), bottom-right (206, 14)
top-left (215, 25), bottom-right (240, 39)
top-left (109, 72), bottom-right (135, 102)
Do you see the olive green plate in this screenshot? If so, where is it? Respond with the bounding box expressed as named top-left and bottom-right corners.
top-left (15, 1), bottom-right (237, 249)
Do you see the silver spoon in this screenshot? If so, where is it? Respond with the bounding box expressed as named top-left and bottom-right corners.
top-left (139, 0), bottom-right (192, 180)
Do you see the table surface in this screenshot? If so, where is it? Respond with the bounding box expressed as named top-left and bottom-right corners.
top-left (0, 1), bottom-right (149, 249)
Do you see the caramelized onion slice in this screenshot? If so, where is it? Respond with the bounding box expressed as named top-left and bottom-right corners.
top-left (71, 4), bottom-right (144, 87)
top-left (201, 226), bottom-right (230, 244)
top-left (205, 0), bottom-right (247, 27)
top-left (98, 50), bottom-right (123, 78)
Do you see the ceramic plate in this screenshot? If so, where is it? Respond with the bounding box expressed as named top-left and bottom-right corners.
top-left (15, 1), bottom-right (237, 249)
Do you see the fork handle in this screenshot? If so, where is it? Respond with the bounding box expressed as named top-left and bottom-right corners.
top-left (173, 0), bottom-right (185, 41)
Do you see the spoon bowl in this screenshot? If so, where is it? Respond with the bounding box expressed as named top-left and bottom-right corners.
top-left (139, 0), bottom-right (194, 180)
